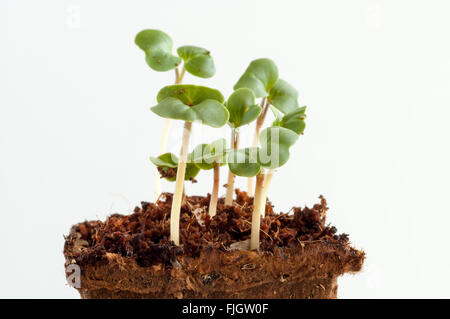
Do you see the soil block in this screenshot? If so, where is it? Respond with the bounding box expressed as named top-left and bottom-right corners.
top-left (64, 190), bottom-right (364, 299)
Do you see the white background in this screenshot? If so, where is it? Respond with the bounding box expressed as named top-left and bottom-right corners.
top-left (1, 0), bottom-right (449, 298)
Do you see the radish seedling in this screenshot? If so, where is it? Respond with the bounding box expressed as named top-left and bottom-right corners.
top-left (135, 29), bottom-right (216, 200)
top-left (151, 84), bottom-right (229, 245)
top-left (227, 126), bottom-right (302, 250)
top-left (234, 59), bottom-right (299, 196)
top-left (224, 88), bottom-right (261, 205)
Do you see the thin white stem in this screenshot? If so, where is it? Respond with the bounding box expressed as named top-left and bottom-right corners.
top-left (225, 128), bottom-right (239, 205)
top-left (250, 173), bottom-right (265, 250)
top-left (179, 67), bottom-right (186, 82)
top-left (170, 121), bottom-right (192, 245)
top-left (175, 68), bottom-right (180, 82)
top-left (225, 170), bottom-right (235, 206)
top-left (248, 98), bottom-right (268, 197)
top-left (247, 177), bottom-right (254, 198)
top-left (209, 161), bottom-right (220, 217)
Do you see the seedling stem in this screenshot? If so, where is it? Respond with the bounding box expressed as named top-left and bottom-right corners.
top-left (209, 161), bottom-right (220, 217)
top-left (225, 128), bottom-right (239, 205)
top-left (170, 120), bottom-right (192, 245)
top-left (248, 98), bottom-right (268, 196)
top-left (250, 172), bottom-right (265, 250)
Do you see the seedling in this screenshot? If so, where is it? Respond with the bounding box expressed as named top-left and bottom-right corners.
top-left (224, 88), bottom-right (261, 205)
top-left (150, 84), bottom-right (228, 245)
top-left (142, 31), bottom-right (306, 250)
top-left (191, 139), bottom-right (227, 216)
top-left (234, 59), bottom-right (299, 195)
top-left (135, 29), bottom-right (216, 200)
top-left (228, 125), bottom-right (304, 250)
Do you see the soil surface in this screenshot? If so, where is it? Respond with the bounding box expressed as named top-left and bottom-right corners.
top-left (64, 190), bottom-right (356, 269)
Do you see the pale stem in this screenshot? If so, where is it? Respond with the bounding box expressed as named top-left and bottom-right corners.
top-left (260, 169), bottom-right (274, 217)
top-left (209, 161), bottom-right (220, 217)
top-left (170, 121), bottom-right (192, 245)
top-left (225, 128), bottom-right (239, 205)
top-left (248, 98), bottom-right (268, 196)
top-left (153, 67), bottom-right (186, 201)
top-left (250, 172), bottom-right (265, 250)
top-left (179, 67), bottom-right (186, 82)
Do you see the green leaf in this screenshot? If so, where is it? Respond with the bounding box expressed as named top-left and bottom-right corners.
top-left (258, 126), bottom-right (299, 169)
top-left (177, 46), bottom-right (215, 78)
top-left (190, 139), bottom-right (227, 170)
top-left (150, 152), bottom-right (178, 168)
top-left (267, 79), bottom-right (299, 114)
top-left (135, 29), bottom-right (182, 72)
top-left (157, 84), bottom-right (224, 104)
top-left (226, 88), bottom-right (261, 128)
top-left (150, 152), bottom-right (200, 182)
top-left (273, 106), bottom-right (306, 135)
top-left (151, 85), bottom-right (229, 127)
top-left (184, 163), bottom-right (201, 182)
top-left (227, 147), bottom-right (261, 177)
top-left (233, 58), bottom-right (279, 98)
